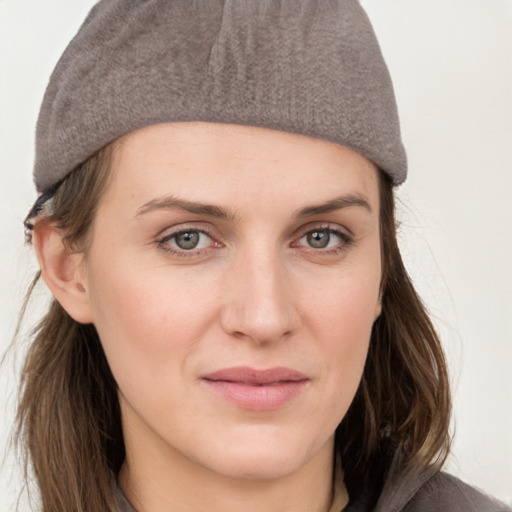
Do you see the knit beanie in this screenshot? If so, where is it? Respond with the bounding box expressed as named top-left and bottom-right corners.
top-left (33, 0), bottom-right (407, 193)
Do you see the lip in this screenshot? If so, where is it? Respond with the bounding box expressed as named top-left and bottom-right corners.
top-left (201, 366), bottom-right (309, 411)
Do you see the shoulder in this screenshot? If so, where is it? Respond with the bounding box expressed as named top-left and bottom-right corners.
top-left (403, 472), bottom-right (511, 512)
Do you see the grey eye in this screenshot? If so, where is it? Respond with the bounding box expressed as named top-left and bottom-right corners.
top-left (159, 228), bottom-right (217, 255)
top-left (306, 230), bottom-right (330, 248)
top-left (175, 231), bottom-right (201, 250)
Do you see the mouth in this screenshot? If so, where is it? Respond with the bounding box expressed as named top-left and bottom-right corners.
top-left (201, 366), bottom-right (310, 410)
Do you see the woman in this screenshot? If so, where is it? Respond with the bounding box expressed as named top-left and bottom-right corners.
top-left (9, 0), bottom-right (510, 511)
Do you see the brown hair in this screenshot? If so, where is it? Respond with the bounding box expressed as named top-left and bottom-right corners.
top-left (337, 171), bottom-right (451, 506)
top-left (16, 147), bottom-right (124, 511)
top-left (15, 149), bottom-right (451, 511)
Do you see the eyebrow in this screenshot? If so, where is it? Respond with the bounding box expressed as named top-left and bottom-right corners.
top-left (297, 193), bottom-right (372, 217)
top-left (135, 192), bottom-right (372, 220)
top-left (135, 195), bottom-right (235, 220)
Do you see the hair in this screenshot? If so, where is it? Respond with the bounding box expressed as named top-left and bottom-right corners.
top-left (337, 171), bottom-right (451, 506)
top-left (16, 146), bottom-right (124, 512)
top-left (15, 146), bottom-right (451, 511)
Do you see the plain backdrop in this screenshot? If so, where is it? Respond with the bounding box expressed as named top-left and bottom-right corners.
top-left (1, 0), bottom-right (511, 509)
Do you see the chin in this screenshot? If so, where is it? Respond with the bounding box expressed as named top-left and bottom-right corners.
top-left (207, 452), bottom-right (308, 481)
top-left (195, 427), bottom-right (331, 481)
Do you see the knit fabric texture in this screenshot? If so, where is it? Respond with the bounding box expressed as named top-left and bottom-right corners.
top-left (34, 0), bottom-right (407, 192)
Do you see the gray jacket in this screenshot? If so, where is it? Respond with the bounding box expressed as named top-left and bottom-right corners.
top-left (116, 471), bottom-right (510, 512)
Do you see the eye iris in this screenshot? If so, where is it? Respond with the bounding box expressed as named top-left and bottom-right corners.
top-left (175, 232), bottom-right (200, 250)
top-left (307, 230), bottom-right (330, 248)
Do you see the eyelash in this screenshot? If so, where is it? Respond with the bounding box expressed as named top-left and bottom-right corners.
top-left (156, 227), bottom-right (219, 258)
top-left (156, 224), bottom-right (354, 258)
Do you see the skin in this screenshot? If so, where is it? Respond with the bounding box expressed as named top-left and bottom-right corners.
top-left (35, 122), bottom-right (382, 512)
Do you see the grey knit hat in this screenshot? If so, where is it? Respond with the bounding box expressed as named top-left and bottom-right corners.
top-left (34, 0), bottom-right (407, 193)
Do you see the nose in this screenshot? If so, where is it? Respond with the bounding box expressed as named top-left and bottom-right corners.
top-left (219, 248), bottom-right (299, 345)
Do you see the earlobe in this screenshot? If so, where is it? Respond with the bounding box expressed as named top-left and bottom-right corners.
top-left (32, 221), bottom-right (94, 324)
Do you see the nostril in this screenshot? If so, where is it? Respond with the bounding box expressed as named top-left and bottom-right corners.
top-left (221, 309), bottom-right (297, 346)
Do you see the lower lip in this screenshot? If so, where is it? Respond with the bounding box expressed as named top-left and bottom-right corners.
top-left (202, 379), bottom-right (308, 410)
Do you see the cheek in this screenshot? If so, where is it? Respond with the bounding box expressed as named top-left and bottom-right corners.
top-left (322, 290), bottom-right (374, 373)
top-left (302, 253), bottom-right (381, 340)
top-left (85, 256), bottom-right (217, 390)
top-left (302, 265), bottom-right (380, 395)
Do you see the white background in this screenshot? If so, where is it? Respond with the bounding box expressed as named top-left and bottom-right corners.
top-left (1, 0), bottom-right (511, 509)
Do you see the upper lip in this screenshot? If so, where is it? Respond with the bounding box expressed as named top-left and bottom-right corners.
top-left (201, 366), bottom-right (309, 385)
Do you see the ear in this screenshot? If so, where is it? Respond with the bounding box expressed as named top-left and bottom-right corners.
top-left (32, 221), bottom-right (94, 324)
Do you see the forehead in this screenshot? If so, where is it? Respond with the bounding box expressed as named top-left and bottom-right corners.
top-left (106, 122), bottom-right (379, 212)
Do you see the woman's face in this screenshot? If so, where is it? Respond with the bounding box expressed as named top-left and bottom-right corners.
top-left (81, 122), bottom-right (382, 481)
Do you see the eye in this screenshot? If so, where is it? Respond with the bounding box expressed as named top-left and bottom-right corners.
top-left (158, 228), bottom-right (217, 253)
top-left (174, 231), bottom-right (205, 250)
top-left (295, 227), bottom-right (352, 252)
top-left (303, 229), bottom-right (332, 249)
